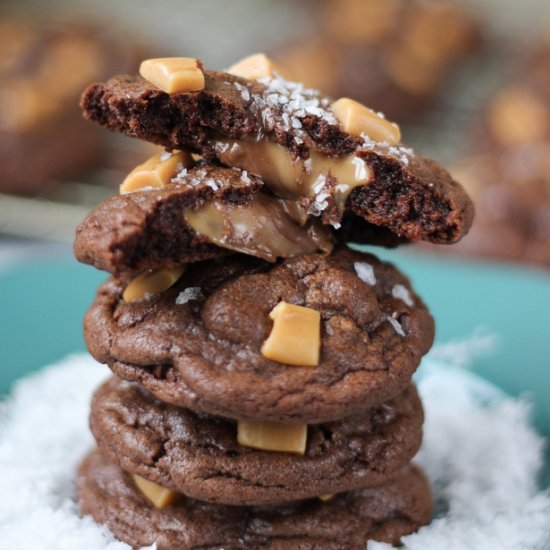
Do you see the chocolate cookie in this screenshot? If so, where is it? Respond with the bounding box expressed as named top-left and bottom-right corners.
top-left (80, 67), bottom-right (473, 244)
top-left (0, 17), bottom-right (139, 194)
top-left (420, 28), bottom-right (550, 267)
top-left (74, 164), bottom-right (334, 276)
top-left (77, 448), bottom-right (432, 549)
top-left (425, 150), bottom-right (550, 267)
top-left (90, 376), bottom-right (423, 506)
top-left (277, 0), bottom-right (480, 123)
top-left (84, 247), bottom-right (434, 423)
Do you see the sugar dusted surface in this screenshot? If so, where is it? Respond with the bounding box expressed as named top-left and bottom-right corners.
top-left (0, 346), bottom-right (549, 550)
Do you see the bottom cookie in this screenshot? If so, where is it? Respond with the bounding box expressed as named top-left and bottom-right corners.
top-left (77, 449), bottom-right (432, 549)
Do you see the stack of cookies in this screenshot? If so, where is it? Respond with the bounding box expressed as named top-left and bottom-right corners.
top-left (74, 54), bottom-right (473, 549)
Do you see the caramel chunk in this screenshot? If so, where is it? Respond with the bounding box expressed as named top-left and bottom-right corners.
top-left (319, 493), bottom-right (335, 502)
top-left (331, 97), bottom-right (401, 145)
top-left (237, 420), bottom-right (307, 455)
top-left (261, 301), bottom-right (321, 366)
top-left (227, 52), bottom-right (281, 80)
top-left (123, 266), bottom-right (185, 303)
top-left (139, 57), bottom-right (205, 94)
top-left (0, 81), bottom-right (54, 131)
top-left (120, 151), bottom-right (193, 194)
top-left (132, 474), bottom-right (177, 508)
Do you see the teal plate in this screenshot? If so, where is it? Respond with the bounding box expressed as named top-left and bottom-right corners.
top-left (0, 249), bottom-right (549, 452)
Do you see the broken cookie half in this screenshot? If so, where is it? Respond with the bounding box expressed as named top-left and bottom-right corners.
top-left (78, 54), bottom-right (473, 275)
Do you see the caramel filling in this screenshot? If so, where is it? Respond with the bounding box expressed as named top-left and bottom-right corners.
top-left (184, 193), bottom-right (333, 262)
top-left (214, 139), bottom-right (372, 216)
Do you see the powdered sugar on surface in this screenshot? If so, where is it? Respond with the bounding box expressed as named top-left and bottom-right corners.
top-left (0, 344), bottom-right (549, 550)
top-left (0, 355), bottom-right (153, 550)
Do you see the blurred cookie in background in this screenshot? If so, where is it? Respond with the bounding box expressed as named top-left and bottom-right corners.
top-left (275, 0), bottom-right (481, 121)
top-left (422, 26), bottom-right (550, 269)
top-left (0, 17), bottom-right (142, 195)
top-left (447, 149), bottom-right (550, 267)
top-left (480, 27), bottom-right (550, 151)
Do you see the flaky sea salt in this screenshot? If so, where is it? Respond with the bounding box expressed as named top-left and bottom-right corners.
top-left (251, 75), bottom-right (337, 139)
top-left (205, 179), bottom-right (219, 191)
top-left (175, 286), bottom-right (203, 305)
top-left (359, 132), bottom-right (414, 166)
top-left (240, 170), bottom-right (251, 185)
top-left (386, 313), bottom-right (406, 337)
top-left (0, 343), bottom-right (548, 549)
top-left (170, 163), bottom-right (188, 182)
top-left (392, 283), bottom-right (414, 306)
top-left (354, 261), bottom-right (376, 285)
top-left (233, 82), bottom-right (251, 102)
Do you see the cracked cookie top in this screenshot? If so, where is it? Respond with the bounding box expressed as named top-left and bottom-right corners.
top-left (80, 65), bottom-right (473, 247)
top-left (84, 247), bottom-right (434, 423)
top-left (90, 376), bottom-right (423, 506)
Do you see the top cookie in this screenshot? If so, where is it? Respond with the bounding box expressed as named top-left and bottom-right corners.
top-left (80, 60), bottom-right (473, 246)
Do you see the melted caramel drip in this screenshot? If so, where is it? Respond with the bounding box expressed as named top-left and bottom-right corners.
top-left (184, 193), bottom-right (333, 262)
top-left (215, 139), bottom-right (372, 215)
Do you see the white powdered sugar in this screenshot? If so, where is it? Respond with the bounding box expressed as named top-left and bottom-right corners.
top-left (0, 342), bottom-right (548, 549)
top-left (159, 151), bottom-right (172, 161)
top-left (175, 286), bottom-right (203, 305)
top-left (354, 261), bottom-right (376, 285)
top-left (392, 283), bottom-right (414, 306)
top-left (370, 351), bottom-right (550, 550)
top-left (0, 355), bottom-right (145, 549)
